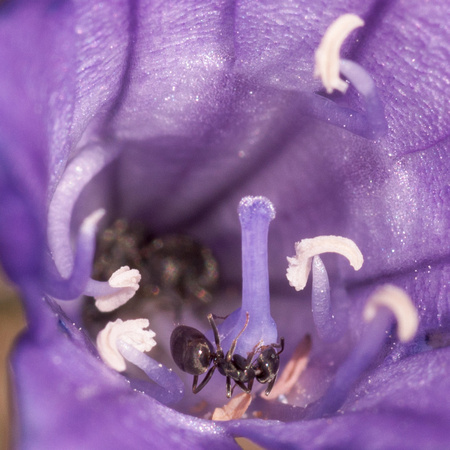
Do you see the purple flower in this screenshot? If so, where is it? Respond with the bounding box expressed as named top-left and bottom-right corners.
top-left (1, 0), bottom-right (449, 448)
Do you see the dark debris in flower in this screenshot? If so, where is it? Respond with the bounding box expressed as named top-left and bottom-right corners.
top-left (83, 219), bottom-right (219, 338)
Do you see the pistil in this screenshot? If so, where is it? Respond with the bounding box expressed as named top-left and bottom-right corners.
top-left (220, 197), bottom-right (278, 355)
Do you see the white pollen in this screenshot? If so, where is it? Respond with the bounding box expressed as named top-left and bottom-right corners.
top-left (94, 266), bottom-right (141, 312)
top-left (314, 13), bottom-right (364, 93)
top-left (363, 284), bottom-right (419, 342)
top-left (286, 235), bottom-right (363, 291)
top-left (96, 318), bottom-right (156, 372)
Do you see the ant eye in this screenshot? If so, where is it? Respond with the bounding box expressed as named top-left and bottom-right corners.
top-left (170, 326), bottom-right (214, 375)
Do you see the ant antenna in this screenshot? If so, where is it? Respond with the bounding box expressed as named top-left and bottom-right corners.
top-left (207, 313), bottom-right (223, 353)
top-left (207, 312), bottom-right (250, 359)
top-left (227, 312), bottom-right (250, 360)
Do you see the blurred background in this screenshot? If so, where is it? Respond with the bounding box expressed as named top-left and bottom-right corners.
top-left (0, 272), bottom-right (25, 450)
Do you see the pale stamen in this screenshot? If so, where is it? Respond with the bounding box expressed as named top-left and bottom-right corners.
top-left (286, 235), bottom-right (363, 291)
top-left (97, 318), bottom-right (183, 405)
top-left (363, 284), bottom-right (419, 342)
top-left (48, 144), bottom-right (114, 279)
top-left (96, 318), bottom-right (156, 372)
top-left (47, 143), bottom-right (141, 309)
top-left (311, 256), bottom-right (349, 341)
top-left (306, 285), bottom-right (419, 418)
top-left (94, 266), bottom-right (142, 312)
top-left (46, 209), bottom-right (105, 299)
top-left (314, 14), bottom-right (364, 93)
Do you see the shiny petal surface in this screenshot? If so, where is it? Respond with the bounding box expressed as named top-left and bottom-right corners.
top-left (0, 0), bottom-right (448, 448)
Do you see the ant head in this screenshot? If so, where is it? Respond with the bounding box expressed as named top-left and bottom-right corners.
top-left (254, 346), bottom-right (281, 384)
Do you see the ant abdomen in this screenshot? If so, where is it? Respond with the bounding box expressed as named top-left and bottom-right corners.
top-left (170, 325), bottom-right (214, 375)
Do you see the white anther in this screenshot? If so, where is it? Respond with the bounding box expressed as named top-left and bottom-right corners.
top-left (314, 14), bottom-right (364, 93)
top-left (286, 235), bottom-right (363, 291)
top-left (97, 318), bottom-right (156, 372)
top-left (94, 266), bottom-right (141, 312)
top-left (363, 284), bottom-right (419, 342)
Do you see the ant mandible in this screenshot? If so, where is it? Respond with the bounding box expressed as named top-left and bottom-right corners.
top-left (170, 312), bottom-right (284, 398)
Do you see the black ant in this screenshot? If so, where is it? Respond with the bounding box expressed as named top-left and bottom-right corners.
top-left (170, 313), bottom-right (284, 398)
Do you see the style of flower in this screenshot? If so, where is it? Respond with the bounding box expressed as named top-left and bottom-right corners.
top-left (1, 0), bottom-right (449, 448)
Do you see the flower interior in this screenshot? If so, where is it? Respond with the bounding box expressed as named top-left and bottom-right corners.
top-left (39, 13), bottom-right (425, 421)
top-left (9, 8), bottom-right (446, 447)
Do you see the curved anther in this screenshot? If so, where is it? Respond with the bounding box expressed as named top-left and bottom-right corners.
top-left (286, 235), bottom-right (363, 291)
top-left (314, 14), bottom-right (364, 93)
top-left (97, 318), bottom-right (183, 405)
top-left (363, 284), bottom-right (419, 342)
top-left (311, 14), bottom-right (387, 139)
top-left (94, 266), bottom-right (141, 312)
top-left (97, 318), bottom-right (156, 372)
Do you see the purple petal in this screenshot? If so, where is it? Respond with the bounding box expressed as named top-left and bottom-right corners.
top-left (0, 0), bottom-right (448, 447)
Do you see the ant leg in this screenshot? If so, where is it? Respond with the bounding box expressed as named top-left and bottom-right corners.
top-left (230, 379), bottom-right (251, 397)
top-left (192, 375), bottom-right (199, 393)
top-left (207, 313), bottom-right (223, 353)
top-left (226, 376), bottom-right (232, 398)
top-left (264, 375), bottom-right (277, 396)
top-left (192, 365), bottom-right (217, 394)
top-left (226, 312), bottom-right (250, 362)
top-left (247, 377), bottom-right (254, 394)
top-left (244, 339), bottom-right (263, 367)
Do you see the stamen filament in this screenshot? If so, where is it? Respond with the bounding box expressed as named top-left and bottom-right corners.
top-left (311, 256), bottom-right (347, 341)
top-left (339, 59), bottom-right (387, 138)
top-left (48, 143), bottom-right (142, 308)
top-left (46, 209), bottom-right (105, 299)
top-left (48, 143), bottom-right (115, 279)
top-left (117, 341), bottom-right (184, 405)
